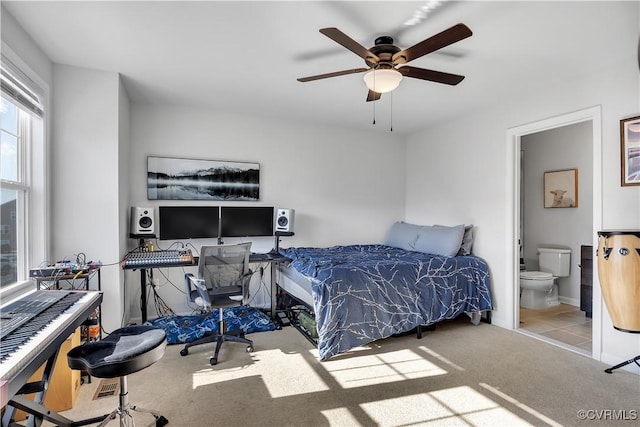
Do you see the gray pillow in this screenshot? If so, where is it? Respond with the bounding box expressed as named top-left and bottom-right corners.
top-left (414, 224), bottom-right (465, 257)
top-left (458, 224), bottom-right (474, 256)
top-left (384, 221), bottom-right (421, 251)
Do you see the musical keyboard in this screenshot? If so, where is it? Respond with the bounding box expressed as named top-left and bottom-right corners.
top-left (0, 289), bottom-right (102, 403)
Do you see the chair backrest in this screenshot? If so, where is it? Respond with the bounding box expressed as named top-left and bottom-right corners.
top-left (198, 242), bottom-right (252, 303)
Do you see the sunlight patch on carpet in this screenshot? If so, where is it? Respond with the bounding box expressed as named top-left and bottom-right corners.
top-left (417, 345), bottom-right (466, 371)
top-left (322, 348), bottom-right (447, 389)
top-left (360, 386), bottom-right (535, 426)
top-left (321, 407), bottom-right (362, 426)
top-left (191, 348), bottom-right (328, 398)
top-left (479, 382), bottom-right (563, 427)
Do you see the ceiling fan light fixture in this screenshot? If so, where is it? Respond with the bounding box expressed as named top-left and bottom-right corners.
top-left (363, 69), bottom-right (403, 93)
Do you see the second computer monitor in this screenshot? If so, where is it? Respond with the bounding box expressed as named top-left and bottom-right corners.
top-left (220, 206), bottom-right (274, 237)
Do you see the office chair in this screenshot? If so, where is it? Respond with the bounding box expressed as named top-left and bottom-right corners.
top-left (180, 242), bottom-right (254, 365)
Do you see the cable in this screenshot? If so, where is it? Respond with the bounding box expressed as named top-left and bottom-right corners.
top-left (245, 263), bottom-right (271, 307)
top-left (143, 268), bottom-right (176, 319)
top-left (155, 267), bottom-right (187, 295)
top-left (75, 252), bottom-right (86, 266)
top-left (151, 285), bottom-right (175, 318)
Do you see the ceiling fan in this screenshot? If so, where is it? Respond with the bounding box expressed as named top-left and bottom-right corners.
top-left (297, 23), bottom-right (472, 102)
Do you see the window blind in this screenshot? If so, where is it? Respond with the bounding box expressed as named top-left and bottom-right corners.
top-left (1, 55), bottom-right (44, 117)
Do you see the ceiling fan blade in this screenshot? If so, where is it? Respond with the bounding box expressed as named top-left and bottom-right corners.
top-left (319, 27), bottom-right (380, 63)
top-left (393, 23), bottom-right (472, 64)
top-left (297, 67), bottom-right (369, 82)
top-left (398, 66), bottom-right (465, 85)
top-left (366, 90), bottom-right (381, 102)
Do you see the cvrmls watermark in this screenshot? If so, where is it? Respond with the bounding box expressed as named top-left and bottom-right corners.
top-left (577, 409), bottom-right (638, 421)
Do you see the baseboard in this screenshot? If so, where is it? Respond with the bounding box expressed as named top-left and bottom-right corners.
top-left (558, 296), bottom-right (579, 306)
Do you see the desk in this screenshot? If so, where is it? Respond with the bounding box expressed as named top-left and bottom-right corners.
top-left (123, 253), bottom-right (289, 323)
top-left (32, 268), bottom-right (100, 292)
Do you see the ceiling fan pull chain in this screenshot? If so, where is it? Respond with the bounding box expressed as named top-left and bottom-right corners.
top-left (373, 78), bottom-right (376, 125)
top-left (390, 91), bottom-right (393, 132)
top-left (373, 71), bottom-right (376, 125)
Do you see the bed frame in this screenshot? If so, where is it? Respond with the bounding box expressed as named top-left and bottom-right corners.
top-left (275, 265), bottom-right (491, 346)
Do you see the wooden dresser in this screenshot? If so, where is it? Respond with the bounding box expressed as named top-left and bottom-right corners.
top-left (579, 245), bottom-right (593, 318)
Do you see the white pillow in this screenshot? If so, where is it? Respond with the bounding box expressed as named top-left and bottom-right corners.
top-left (384, 221), bottom-right (421, 251)
top-left (435, 224), bottom-right (474, 255)
top-left (414, 224), bottom-right (465, 257)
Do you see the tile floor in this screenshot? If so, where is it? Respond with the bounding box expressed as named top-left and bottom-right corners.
top-left (519, 303), bottom-right (592, 353)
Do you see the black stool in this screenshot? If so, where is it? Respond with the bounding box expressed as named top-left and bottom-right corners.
top-left (67, 325), bottom-right (169, 427)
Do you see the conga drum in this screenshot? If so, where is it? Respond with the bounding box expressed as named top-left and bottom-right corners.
top-left (597, 230), bottom-right (640, 333)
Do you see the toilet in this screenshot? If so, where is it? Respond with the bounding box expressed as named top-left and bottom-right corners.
top-left (520, 247), bottom-right (571, 309)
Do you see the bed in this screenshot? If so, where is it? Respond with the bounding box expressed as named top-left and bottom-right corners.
top-left (277, 222), bottom-right (493, 361)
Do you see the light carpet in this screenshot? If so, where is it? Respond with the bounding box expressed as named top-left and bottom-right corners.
top-left (47, 317), bottom-right (639, 427)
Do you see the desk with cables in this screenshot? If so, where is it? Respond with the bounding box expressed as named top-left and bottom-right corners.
top-left (31, 268), bottom-right (101, 292)
top-left (122, 248), bottom-right (289, 323)
top-left (122, 248), bottom-right (196, 323)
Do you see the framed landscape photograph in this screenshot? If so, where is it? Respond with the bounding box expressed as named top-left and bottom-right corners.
top-left (147, 156), bottom-right (260, 201)
top-left (620, 115), bottom-right (640, 186)
top-left (544, 169), bottom-right (578, 208)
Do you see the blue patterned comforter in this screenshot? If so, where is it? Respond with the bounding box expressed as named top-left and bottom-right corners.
top-left (279, 244), bottom-right (493, 360)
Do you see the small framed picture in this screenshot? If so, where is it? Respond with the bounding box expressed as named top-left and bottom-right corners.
top-left (620, 115), bottom-right (640, 186)
top-left (544, 169), bottom-right (578, 208)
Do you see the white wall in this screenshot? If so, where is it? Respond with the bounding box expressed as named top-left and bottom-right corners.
top-left (522, 122), bottom-right (593, 305)
top-left (51, 64), bottom-right (126, 333)
top-left (125, 104), bottom-right (406, 321)
top-left (118, 77), bottom-right (132, 324)
top-left (405, 2), bottom-right (640, 372)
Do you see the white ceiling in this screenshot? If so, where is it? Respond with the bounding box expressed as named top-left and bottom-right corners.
top-left (2, 1), bottom-right (629, 135)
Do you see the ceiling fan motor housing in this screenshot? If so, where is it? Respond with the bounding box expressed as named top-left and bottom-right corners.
top-left (367, 37), bottom-right (401, 68)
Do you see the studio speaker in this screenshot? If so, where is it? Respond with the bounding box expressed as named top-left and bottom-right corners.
top-left (130, 207), bottom-right (155, 235)
top-left (275, 208), bottom-right (295, 233)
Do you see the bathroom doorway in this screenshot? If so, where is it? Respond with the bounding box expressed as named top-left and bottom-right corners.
top-left (508, 107), bottom-right (602, 358)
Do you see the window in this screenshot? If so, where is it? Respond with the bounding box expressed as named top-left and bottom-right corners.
top-left (1, 56), bottom-right (46, 290)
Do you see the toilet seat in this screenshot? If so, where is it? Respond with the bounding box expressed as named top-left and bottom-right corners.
top-left (520, 271), bottom-right (553, 280)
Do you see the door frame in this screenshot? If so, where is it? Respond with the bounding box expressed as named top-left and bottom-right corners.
top-left (506, 106), bottom-right (602, 360)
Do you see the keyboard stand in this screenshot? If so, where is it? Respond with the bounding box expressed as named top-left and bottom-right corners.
top-left (3, 351), bottom-right (78, 427)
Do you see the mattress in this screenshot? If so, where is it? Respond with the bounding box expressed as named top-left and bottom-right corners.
top-left (278, 263), bottom-right (315, 308)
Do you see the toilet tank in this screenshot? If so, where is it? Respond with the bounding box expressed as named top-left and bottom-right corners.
top-left (538, 247), bottom-right (571, 276)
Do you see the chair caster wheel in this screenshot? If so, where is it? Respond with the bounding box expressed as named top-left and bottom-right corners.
top-left (155, 415), bottom-right (169, 427)
top-left (210, 357), bottom-right (218, 365)
top-left (246, 345), bottom-right (254, 353)
top-left (180, 348), bottom-right (188, 356)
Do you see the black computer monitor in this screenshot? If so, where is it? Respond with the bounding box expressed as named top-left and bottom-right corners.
top-left (159, 206), bottom-right (220, 240)
top-left (220, 206), bottom-right (274, 237)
